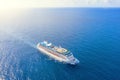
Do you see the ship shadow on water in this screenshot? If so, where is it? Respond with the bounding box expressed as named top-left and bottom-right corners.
top-left (66, 62), bottom-right (80, 68)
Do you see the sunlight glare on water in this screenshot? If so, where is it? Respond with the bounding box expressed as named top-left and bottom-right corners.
top-left (0, 9), bottom-right (36, 49)
top-left (0, 8), bottom-right (120, 80)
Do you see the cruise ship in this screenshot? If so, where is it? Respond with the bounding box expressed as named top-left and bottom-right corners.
top-left (37, 41), bottom-right (79, 65)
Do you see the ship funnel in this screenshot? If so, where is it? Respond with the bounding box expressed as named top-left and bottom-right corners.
top-left (43, 41), bottom-right (48, 44)
top-left (47, 43), bottom-right (52, 46)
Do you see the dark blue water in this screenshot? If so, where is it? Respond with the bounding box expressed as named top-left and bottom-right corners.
top-left (0, 8), bottom-right (120, 80)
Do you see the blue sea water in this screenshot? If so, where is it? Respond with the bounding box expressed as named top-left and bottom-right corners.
top-left (0, 8), bottom-right (120, 80)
